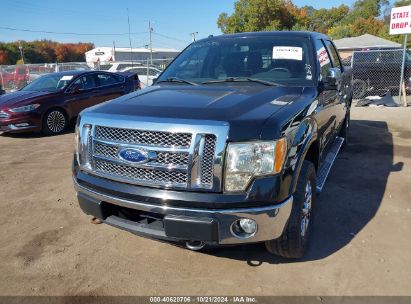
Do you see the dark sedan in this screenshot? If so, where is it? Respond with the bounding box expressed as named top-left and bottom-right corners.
top-left (0, 70), bottom-right (140, 135)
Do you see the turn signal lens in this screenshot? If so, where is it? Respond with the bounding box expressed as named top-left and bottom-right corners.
top-left (274, 138), bottom-right (287, 174)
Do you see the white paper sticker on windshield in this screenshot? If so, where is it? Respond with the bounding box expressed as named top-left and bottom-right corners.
top-left (272, 46), bottom-right (303, 61)
top-left (61, 75), bottom-right (73, 81)
top-left (317, 47), bottom-right (330, 67)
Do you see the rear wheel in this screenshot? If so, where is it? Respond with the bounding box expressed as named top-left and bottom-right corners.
top-left (265, 160), bottom-right (316, 258)
top-left (42, 109), bottom-right (68, 135)
top-left (352, 79), bottom-right (367, 99)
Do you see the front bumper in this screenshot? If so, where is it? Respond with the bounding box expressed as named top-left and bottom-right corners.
top-left (74, 179), bottom-right (293, 245)
top-left (0, 113), bottom-right (41, 133)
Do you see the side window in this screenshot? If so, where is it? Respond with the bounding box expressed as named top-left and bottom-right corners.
top-left (71, 74), bottom-right (97, 90)
top-left (314, 40), bottom-right (332, 79)
top-left (324, 40), bottom-right (342, 70)
top-left (97, 73), bottom-right (124, 86)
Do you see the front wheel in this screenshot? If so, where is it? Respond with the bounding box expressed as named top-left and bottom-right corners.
top-left (265, 160), bottom-right (316, 258)
top-left (42, 109), bottom-right (68, 135)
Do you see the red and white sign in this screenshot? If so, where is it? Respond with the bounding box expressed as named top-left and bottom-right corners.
top-left (317, 47), bottom-right (330, 67)
top-left (390, 5), bottom-right (411, 35)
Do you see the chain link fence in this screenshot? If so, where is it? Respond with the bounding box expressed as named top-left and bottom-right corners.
top-left (350, 49), bottom-right (410, 101)
top-left (0, 58), bottom-right (174, 92)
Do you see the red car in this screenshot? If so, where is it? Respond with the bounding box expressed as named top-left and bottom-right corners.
top-left (0, 70), bottom-right (140, 135)
top-left (0, 68), bottom-right (15, 88)
top-left (0, 65), bottom-right (30, 89)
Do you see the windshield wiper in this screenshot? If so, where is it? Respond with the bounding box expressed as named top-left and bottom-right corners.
top-left (156, 77), bottom-right (199, 86)
top-left (202, 77), bottom-right (282, 86)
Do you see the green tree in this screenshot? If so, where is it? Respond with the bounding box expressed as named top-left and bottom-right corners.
top-left (307, 5), bottom-right (350, 33)
top-left (217, 0), bottom-right (298, 33)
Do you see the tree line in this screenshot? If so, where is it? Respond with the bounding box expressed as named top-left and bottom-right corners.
top-left (0, 40), bottom-right (94, 65)
top-left (217, 0), bottom-right (411, 44)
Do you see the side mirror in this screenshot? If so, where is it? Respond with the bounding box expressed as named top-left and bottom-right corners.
top-left (68, 84), bottom-right (81, 94)
top-left (324, 67), bottom-right (342, 89)
top-left (152, 77), bottom-right (158, 84)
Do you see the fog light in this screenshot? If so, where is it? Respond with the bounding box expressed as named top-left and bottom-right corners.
top-left (15, 123), bottom-right (29, 127)
top-left (239, 219), bottom-right (257, 234)
top-left (230, 218), bottom-right (258, 239)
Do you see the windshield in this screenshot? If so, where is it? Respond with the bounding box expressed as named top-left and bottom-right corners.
top-left (21, 74), bottom-right (74, 92)
top-left (159, 36), bottom-right (314, 85)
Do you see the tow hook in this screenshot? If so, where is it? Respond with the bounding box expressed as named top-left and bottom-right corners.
top-left (186, 241), bottom-right (206, 251)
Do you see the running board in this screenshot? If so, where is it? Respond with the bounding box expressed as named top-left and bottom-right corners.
top-left (316, 136), bottom-right (344, 193)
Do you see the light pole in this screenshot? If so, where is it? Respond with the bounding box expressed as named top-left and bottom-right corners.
top-left (149, 21), bottom-right (153, 65)
top-left (189, 32), bottom-right (198, 42)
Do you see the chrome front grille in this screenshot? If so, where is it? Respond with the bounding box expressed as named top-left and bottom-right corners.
top-left (201, 135), bottom-right (217, 186)
top-left (93, 141), bottom-right (189, 167)
top-left (80, 119), bottom-right (228, 192)
top-left (95, 126), bottom-right (192, 148)
top-left (94, 159), bottom-right (188, 186)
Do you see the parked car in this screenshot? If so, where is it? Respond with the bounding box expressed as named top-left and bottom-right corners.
top-left (0, 70), bottom-right (140, 135)
top-left (0, 65), bottom-right (29, 89)
top-left (351, 49), bottom-right (411, 98)
top-left (73, 31), bottom-right (352, 258)
top-left (120, 66), bottom-right (162, 87)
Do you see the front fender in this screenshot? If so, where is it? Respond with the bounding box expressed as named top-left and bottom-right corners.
top-left (285, 115), bottom-right (318, 196)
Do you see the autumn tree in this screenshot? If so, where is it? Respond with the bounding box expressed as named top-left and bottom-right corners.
top-left (0, 50), bottom-right (8, 65)
top-left (0, 40), bottom-right (93, 65)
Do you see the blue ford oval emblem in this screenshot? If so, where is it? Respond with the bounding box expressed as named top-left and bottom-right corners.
top-left (118, 148), bottom-right (148, 164)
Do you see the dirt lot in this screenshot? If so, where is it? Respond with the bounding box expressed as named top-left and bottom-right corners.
top-left (0, 106), bottom-right (410, 296)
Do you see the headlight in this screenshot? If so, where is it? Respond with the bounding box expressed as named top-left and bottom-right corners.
top-left (224, 138), bottom-right (287, 192)
top-left (75, 121), bottom-right (92, 170)
top-left (74, 123), bottom-right (80, 165)
top-left (9, 104), bottom-right (40, 113)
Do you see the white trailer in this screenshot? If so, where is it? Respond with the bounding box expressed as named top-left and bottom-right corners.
top-left (85, 47), bottom-right (180, 67)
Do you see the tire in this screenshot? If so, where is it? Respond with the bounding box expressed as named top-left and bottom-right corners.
top-left (352, 79), bottom-right (367, 99)
top-left (339, 109), bottom-right (350, 149)
top-left (42, 109), bottom-right (68, 135)
top-left (265, 160), bottom-right (316, 258)
top-left (7, 80), bottom-right (14, 89)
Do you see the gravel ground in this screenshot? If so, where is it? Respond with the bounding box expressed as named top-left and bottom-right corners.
top-left (0, 106), bottom-right (410, 296)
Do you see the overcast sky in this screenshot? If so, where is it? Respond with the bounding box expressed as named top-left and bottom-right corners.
top-left (0, 0), bottom-right (358, 50)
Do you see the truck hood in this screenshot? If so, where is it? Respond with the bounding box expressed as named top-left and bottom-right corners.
top-left (0, 90), bottom-right (55, 109)
top-left (87, 84), bottom-right (306, 141)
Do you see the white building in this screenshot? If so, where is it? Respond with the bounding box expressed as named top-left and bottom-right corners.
top-left (85, 47), bottom-right (181, 66)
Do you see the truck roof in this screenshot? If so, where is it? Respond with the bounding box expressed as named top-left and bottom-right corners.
top-left (200, 31), bottom-right (330, 42)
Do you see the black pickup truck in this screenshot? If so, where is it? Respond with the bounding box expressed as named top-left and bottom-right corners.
top-left (73, 31), bottom-right (352, 258)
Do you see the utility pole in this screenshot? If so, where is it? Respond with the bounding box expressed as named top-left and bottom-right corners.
top-left (127, 8), bottom-right (134, 67)
top-left (112, 41), bottom-right (116, 61)
top-left (18, 40), bottom-right (25, 64)
top-left (189, 32), bottom-right (198, 42)
top-left (149, 20), bottom-right (153, 65)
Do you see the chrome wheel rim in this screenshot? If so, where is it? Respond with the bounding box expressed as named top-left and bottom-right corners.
top-left (300, 180), bottom-right (312, 237)
top-left (47, 111), bottom-right (66, 133)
